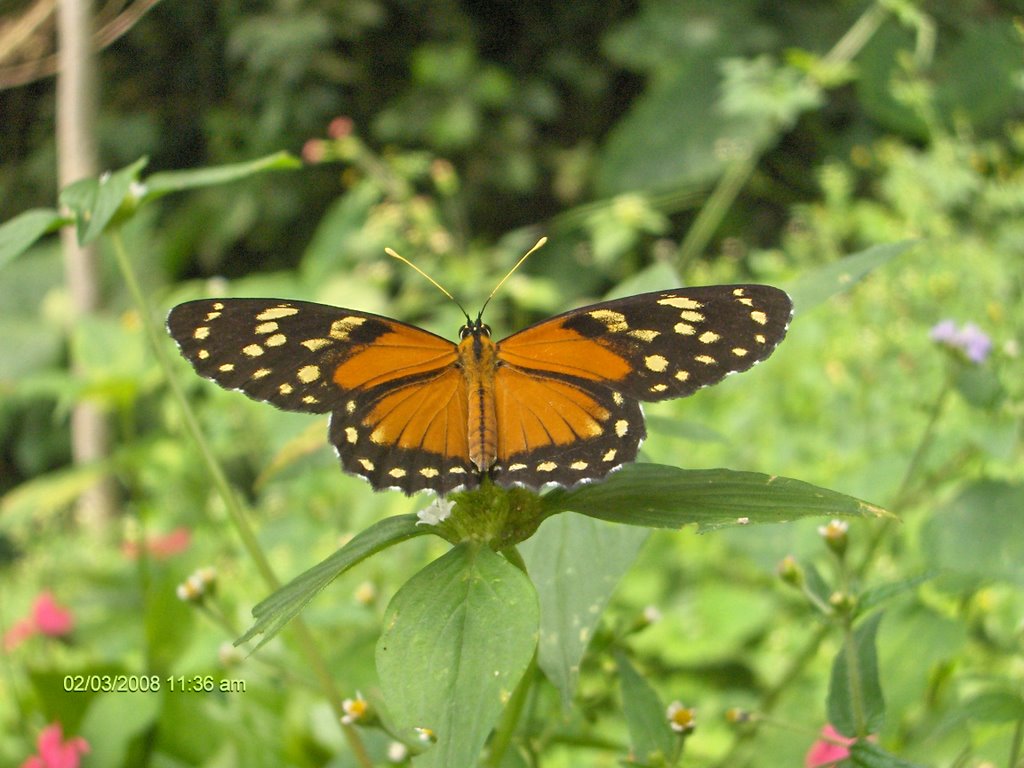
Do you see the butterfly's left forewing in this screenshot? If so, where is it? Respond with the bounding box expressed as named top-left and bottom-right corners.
top-left (167, 298), bottom-right (474, 493)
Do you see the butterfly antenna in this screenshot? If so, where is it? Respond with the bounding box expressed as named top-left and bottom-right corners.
top-left (477, 236), bottom-right (547, 320)
top-left (385, 247), bottom-right (472, 323)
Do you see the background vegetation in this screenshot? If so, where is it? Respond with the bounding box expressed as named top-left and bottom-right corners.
top-left (1, 0), bottom-right (1022, 766)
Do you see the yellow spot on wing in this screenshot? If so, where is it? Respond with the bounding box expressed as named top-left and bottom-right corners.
top-left (344, 427), bottom-right (358, 443)
top-left (680, 310), bottom-right (704, 323)
top-left (302, 338), bottom-right (332, 352)
top-left (750, 310), bottom-right (768, 325)
top-left (193, 326), bottom-right (210, 340)
top-left (388, 468), bottom-right (407, 478)
top-left (297, 365), bottom-right (321, 383)
top-left (256, 306), bottom-right (300, 321)
top-left (218, 363), bottom-right (234, 372)
top-left (570, 461), bottom-right (588, 470)
top-left (674, 322), bottom-right (695, 335)
top-left (255, 322), bottom-right (278, 334)
top-left (615, 420), bottom-right (629, 437)
top-left (279, 383), bottom-right (293, 394)
top-left (588, 309), bottom-right (628, 332)
top-left (243, 344), bottom-right (264, 357)
top-left (358, 458), bottom-right (375, 471)
top-left (698, 330), bottom-right (720, 344)
top-left (658, 296), bottom-right (703, 310)
top-left (265, 334), bottom-right (287, 347)
top-left (330, 316), bottom-right (367, 340)
top-left (628, 329), bottom-right (660, 342)
top-left (537, 461), bottom-right (557, 472)
top-left (645, 355), bottom-right (669, 372)
top-left (253, 368), bottom-right (271, 379)
top-left (694, 355), bottom-right (716, 365)
top-left (419, 467), bottom-right (439, 478)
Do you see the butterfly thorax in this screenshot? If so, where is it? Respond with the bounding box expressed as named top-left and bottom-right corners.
top-left (457, 319), bottom-right (499, 473)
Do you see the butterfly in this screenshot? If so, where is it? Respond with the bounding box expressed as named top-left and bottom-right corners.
top-left (167, 267), bottom-right (791, 495)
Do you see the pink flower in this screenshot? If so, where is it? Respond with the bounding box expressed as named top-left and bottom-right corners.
top-left (327, 116), bottom-right (354, 139)
top-left (3, 593), bottom-right (74, 651)
top-left (805, 724), bottom-right (855, 767)
top-left (302, 139), bottom-right (326, 164)
top-left (20, 723), bottom-right (89, 768)
top-left (121, 527), bottom-right (191, 560)
top-left (32, 593), bottom-right (74, 636)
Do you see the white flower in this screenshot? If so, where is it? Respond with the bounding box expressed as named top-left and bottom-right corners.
top-left (417, 498), bottom-right (454, 526)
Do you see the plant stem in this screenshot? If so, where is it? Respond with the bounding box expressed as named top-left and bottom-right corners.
top-left (486, 653), bottom-right (538, 767)
top-left (109, 230), bottom-right (373, 768)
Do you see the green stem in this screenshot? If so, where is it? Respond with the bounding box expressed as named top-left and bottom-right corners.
top-left (676, 152), bottom-right (757, 274)
top-left (1008, 715), bottom-right (1023, 768)
top-left (109, 230), bottom-right (373, 768)
top-left (677, 0), bottom-right (889, 277)
top-left (486, 653), bottom-right (538, 767)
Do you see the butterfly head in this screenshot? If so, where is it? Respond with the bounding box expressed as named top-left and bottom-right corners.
top-left (459, 317), bottom-right (492, 340)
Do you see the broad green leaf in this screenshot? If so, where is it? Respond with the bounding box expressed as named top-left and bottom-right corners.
top-left (828, 612), bottom-right (886, 738)
top-left (376, 543), bottom-right (538, 768)
top-left (238, 514), bottom-right (426, 649)
top-left (143, 151), bottom-right (301, 203)
top-left (921, 480), bottom-right (1024, 583)
top-left (961, 690), bottom-right (1024, 723)
top-left (784, 241), bottom-right (916, 315)
top-left (520, 514), bottom-right (647, 705)
top-left (0, 208), bottom-right (65, 268)
top-left (616, 652), bottom-right (675, 763)
top-left (543, 463), bottom-right (889, 532)
top-left (849, 739), bottom-right (927, 768)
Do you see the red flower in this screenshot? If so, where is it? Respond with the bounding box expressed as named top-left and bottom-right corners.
top-left (20, 723), bottom-right (89, 768)
top-left (121, 527), bottom-right (191, 560)
top-left (3, 593), bottom-right (74, 651)
top-left (805, 724), bottom-right (854, 767)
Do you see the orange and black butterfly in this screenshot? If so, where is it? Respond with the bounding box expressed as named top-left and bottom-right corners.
top-left (167, 255), bottom-right (791, 495)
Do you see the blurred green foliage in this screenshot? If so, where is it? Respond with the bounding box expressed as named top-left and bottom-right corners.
top-left (2, 0), bottom-right (1023, 766)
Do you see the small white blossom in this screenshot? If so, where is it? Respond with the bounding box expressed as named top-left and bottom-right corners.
top-left (417, 498), bottom-right (454, 526)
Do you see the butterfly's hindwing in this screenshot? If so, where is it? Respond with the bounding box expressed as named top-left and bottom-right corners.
top-left (328, 368), bottom-right (477, 494)
top-left (490, 368), bottom-right (645, 488)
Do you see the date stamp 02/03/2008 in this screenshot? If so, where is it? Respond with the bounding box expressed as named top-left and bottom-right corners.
top-left (62, 674), bottom-right (247, 694)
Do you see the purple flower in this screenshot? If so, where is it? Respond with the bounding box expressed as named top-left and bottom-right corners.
top-left (930, 320), bottom-right (992, 364)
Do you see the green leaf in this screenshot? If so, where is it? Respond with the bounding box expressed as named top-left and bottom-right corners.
top-left (784, 241), bottom-right (917, 315)
top-left (828, 612), bottom-right (886, 738)
top-left (376, 543), bottom-right (538, 768)
top-left (520, 514), bottom-right (647, 705)
top-left (56, 157), bottom-right (150, 244)
top-left (616, 652), bottom-right (675, 763)
top-left (921, 480), bottom-right (1024, 583)
top-left (143, 151), bottom-right (301, 203)
top-left (961, 690), bottom-right (1024, 723)
top-left (238, 514), bottom-right (426, 649)
top-left (0, 208), bottom-right (65, 269)
top-left (849, 739), bottom-right (928, 768)
top-left (543, 463), bottom-right (889, 532)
